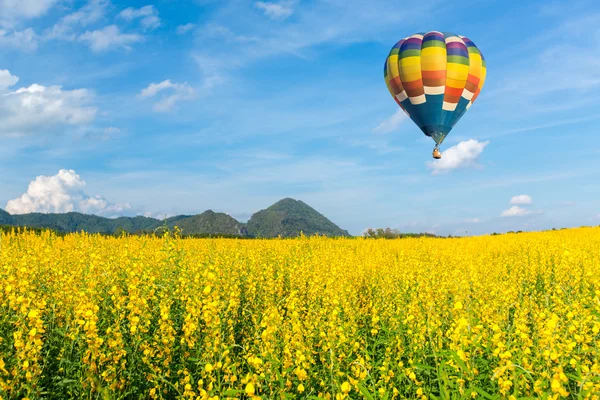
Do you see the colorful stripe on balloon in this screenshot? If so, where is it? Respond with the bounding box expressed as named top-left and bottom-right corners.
top-left (383, 31), bottom-right (486, 145)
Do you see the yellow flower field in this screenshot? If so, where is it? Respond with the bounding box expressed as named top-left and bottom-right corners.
top-left (1, 227), bottom-right (599, 399)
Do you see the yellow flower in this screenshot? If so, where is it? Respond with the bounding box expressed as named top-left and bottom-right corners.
top-left (298, 383), bottom-right (305, 393)
top-left (341, 381), bottom-right (351, 393)
top-left (245, 383), bottom-right (255, 395)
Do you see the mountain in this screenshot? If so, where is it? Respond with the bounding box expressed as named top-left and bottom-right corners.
top-left (0, 209), bottom-right (13, 225)
top-left (246, 198), bottom-right (350, 237)
top-left (169, 210), bottom-right (247, 236)
top-left (0, 198), bottom-right (350, 237)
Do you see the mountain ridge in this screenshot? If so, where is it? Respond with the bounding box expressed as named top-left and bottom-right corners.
top-left (0, 198), bottom-right (349, 237)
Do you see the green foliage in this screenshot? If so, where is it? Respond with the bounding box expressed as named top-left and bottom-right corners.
top-left (1, 211), bottom-right (158, 234)
top-left (169, 210), bottom-right (247, 236)
top-left (363, 228), bottom-right (437, 239)
top-left (246, 198), bottom-right (350, 238)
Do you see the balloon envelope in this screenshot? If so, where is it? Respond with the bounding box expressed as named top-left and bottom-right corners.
top-left (384, 31), bottom-right (486, 146)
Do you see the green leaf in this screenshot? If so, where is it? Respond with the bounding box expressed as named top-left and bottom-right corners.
top-left (358, 383), bottom-right (375, 400)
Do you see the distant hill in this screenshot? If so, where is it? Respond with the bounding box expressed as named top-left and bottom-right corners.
top-left (0, 211), bottom-right (159, 234)
top-left (247, 198), bottom-right (350, 237)
top-left (0, 209), bottom-right (12, 225)
top-left (169, 210), bottom-right (247, 236)
top-left (0, 198), bottom-right (350, 237)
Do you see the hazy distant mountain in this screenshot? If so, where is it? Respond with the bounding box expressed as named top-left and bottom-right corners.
top-left (0, 198), bottom-right (350, 237)
top-left (246, 198), bottom-right (350, 237)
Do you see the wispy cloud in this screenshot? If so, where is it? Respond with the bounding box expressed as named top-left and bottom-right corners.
top-left (139, 79), bottom-right (195, 112)
top-left (176, 23), bottom-right (196, 35)
top-left (0, 0), bottom-right (59, 27)
top-left (255, 1), bottom-right (295, 20)
top-left (193, 55), bottom-right (229, 93)
top-left (0, 28), bottom-right (38, 50)
top-left (78, 25), bottom-right (143, 52)
top-left (118, 5), bottom-right (161, 31)
top-left (44, 0), bottom-right (110, 41)
top-left (373, 109), bottom-right (407, 134)
top-left (191, 0), bottom-right (438, 83)
top-left (485, 11), bottom-right (600, 121)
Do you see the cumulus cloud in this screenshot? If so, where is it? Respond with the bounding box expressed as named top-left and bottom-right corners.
top-left (176, 23), bottom-right (196, 35)
top-left (373, 109), bottom-right (407, 134)
top-left (0, 28), bottom-right (38, 50)
top-left (255, 1), bottom-right (295, 20)
top-left (118, 5), bottom-right (161, 30)
top-left (139, 79), bottom-right (195, 112)
top-left (427, 139), bottom-right (489, 174)
top-left (78, 25), bottom-right (143, 52)
top-left (510, 194), bottom-right (533, 205)
top-left (0, 70), bottom-right (97, 136)
top-left (6, 169), bottom-right (131, 216)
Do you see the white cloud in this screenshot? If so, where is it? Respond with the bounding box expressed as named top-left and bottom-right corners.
top-left (45, 0), bottom-right (110, 41)
top-left (78, 25), bottom-right (143, 51)
top-left (510, 194), bottom-right (533, 205)
top-left (139, 79), bottom-right (195, 112)
top-left (501, 206), bottom-right (531, 217)
top-left (0, 69), bottom-right (19, 90)
top-left (6, 169), bottom-right (131, 216)
top-left (139, 80), bottom-right (176, 98)
top-left (0, 28), bottom-right (38, 50)
top-left (0, 71), bottom-right (97, 136)
top-left (255, 1), bottom-right (295, 20)
top-left (373, 109), bottom-right (407, 134)
top-left (118, 5), bottom-right (161, 30)
top-left (465, 218), bottom-right (481, 223)
top-left (176, 23), bottom-right (196, 35)
top-left (427, 139), bottom-right (489, 174)
top-left (0, 0), bottom-right (58, 26)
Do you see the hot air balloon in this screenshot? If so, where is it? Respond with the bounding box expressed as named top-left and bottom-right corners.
top-left (384, 32), bottom-right (486, 159)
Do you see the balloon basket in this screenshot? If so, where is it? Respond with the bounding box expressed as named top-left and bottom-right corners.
top-left (433, 148), bottom-right (442, 159)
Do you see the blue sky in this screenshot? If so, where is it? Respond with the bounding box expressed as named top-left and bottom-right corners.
top-left (1, 0), bottom-right (599, 236)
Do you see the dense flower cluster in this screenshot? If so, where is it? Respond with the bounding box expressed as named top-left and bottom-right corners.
top-left (0, 228), bottom-right (599, 399)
